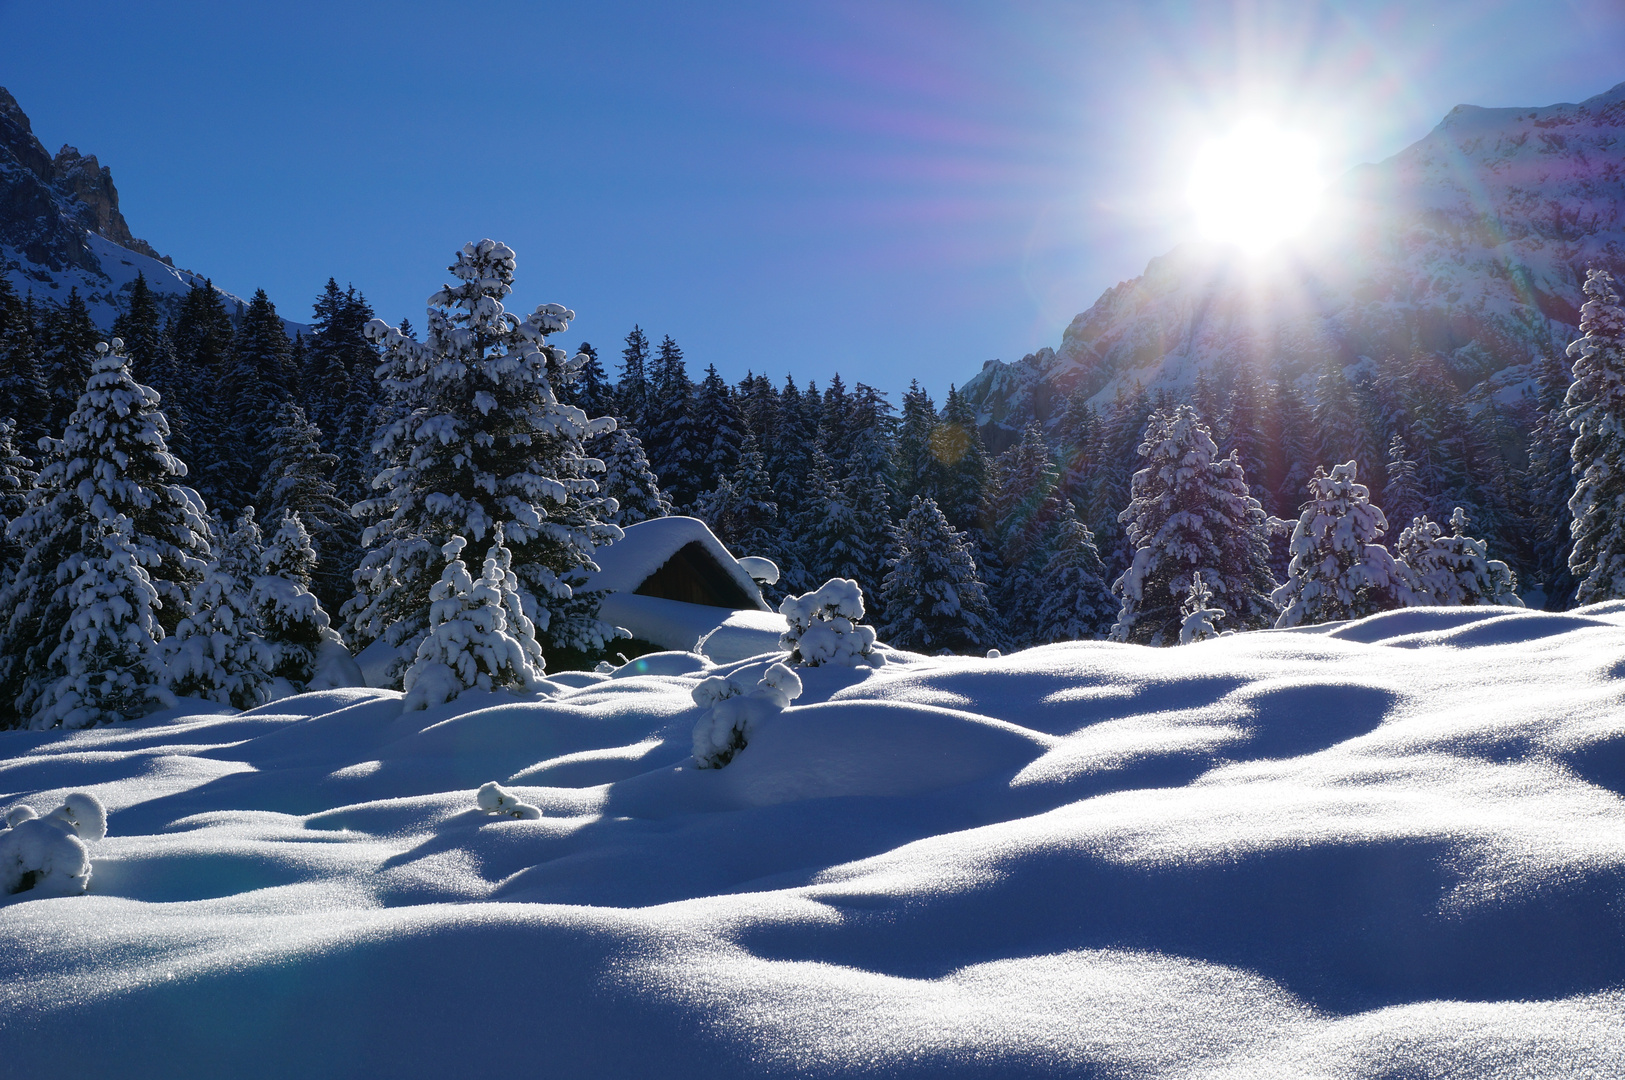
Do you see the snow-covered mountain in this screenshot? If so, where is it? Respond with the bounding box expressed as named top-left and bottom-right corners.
top-left (964, 81), bottom-right (1625, 433)
top-left (0, 86), bottom-right (273, 329)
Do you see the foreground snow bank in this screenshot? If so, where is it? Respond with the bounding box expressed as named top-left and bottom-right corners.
top-left (2, 605), bottom-right (1625, 1077)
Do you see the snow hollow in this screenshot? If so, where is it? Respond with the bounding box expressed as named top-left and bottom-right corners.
top-left (3, 604), bottom-right (1625, 1077)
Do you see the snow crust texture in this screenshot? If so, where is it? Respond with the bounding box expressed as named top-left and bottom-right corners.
top-left (2, 608), bottom-right (1625, 1077)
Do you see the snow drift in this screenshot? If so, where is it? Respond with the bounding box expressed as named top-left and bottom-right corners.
top-left (2, 606), bottom-right (1624, 1077)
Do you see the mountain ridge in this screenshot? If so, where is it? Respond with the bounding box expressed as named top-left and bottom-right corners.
top-left (963, 80), bottom-right (1625, 439)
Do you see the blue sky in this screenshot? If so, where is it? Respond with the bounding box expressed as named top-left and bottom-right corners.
top-left (3, 0), bottom-right (1623, 396)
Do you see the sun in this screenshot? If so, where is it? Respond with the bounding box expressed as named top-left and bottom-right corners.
top-left (1187, 119), bottom-right (1324, 252)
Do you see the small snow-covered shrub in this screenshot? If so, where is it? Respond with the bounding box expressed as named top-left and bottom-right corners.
top-left (692, 662), bottom-right (803, 769)
top-left (2, 792), bottom-right (107, 897)
top-left (1179, 577), bottom-right (1226, 644)
top-left (780, 578), bottom-right (881, 667)
top-left (476, 781), bottom-right (541, 820)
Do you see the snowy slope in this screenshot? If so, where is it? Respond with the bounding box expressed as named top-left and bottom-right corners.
top-left (965, 82), bottom-right (1625, 429)
top-left (4, 606), bottom-right (1625, 1077)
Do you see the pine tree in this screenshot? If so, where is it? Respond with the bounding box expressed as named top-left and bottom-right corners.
top-left (565, 341), bottom-right (614, 419)
top-left (895, 380), bottom-right (937, 506)
top-left (694, 364), bottom-right (745, 495)
top-left (1384, 434), bottom-right (1427, 533)
top-left (1526, 349), bottom-right (1579, 607)
top-left (0, 276), bottom-right (50, 447)
top-left (1272, 461), bottom-right (1416, 627)
top-left (170, 279), bottom-right (237, 509)
top-left (1565, 269), bottom-right (1625, 604)
top-left (0, 418), bottom-right (36, 578)
top-left (255, 401), bottom-right (355, 615)
top-left (32, 515), bottom-right (171, 729)
top-left (1397, 508), bottom-right (1522, 607)
top-left (1313, 363), bottom-right (1377, 481)
top-left (588, 423), bottom-right (671, 527)
top-left (254, 512), bottom-right (337, 689)
top-left (1031, 502), bottom-right (1116, 643)
top-left (703, 434), bottom-right (778, 558)
top-left (400, 531), bottom-right (543, 710)
top-left (925, 386), bottom-right (990, 533)
top-left (1178, 576), bottom-right (1226, 645)
top-left (167, 509), bottom-right (273, 708)
top-left (112, 273), bottom-right (179, 409)
top-left (38, 288), bottom-right (99, 435)
top-left (1, 338), bottom-right (209, 726)
top-left (877, 497), bottom-right (994, 654)
top-left (644, 335), bottom-right (703, 509)
top-left (345, 240), bottom-right (622, 683)
top-left (616, 326), bottom-right (651, 436)
top-left (1110, 406), bottom-right (1277, 646)
top-left (769, 376), bottom-right (816, 520)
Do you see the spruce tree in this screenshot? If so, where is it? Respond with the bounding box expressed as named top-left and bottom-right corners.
top-left (168, 509), bottom-right (273, 708)
top-left (895, 380), bottom-right (936, 506)
top-left (0, 339), bottom-right (210, 726)
top-left (1565, 269), bottom-right (1625, 604)
top-left (695, 364), bottom-right (744, 495)
top-left (39, 288), bottom-right (99, 435)
top-left (345, 240), bottom-right (621, 683)
top-left (1397, 508), bottom-right (1521, 607)
top-left (1110, 406), bottom-right (1277, 646)
top-left (644, 335), bottom-right (702, 509)
top-left (256, 401), bottom-right (355, 615)
top-left (0, 277), bottom-right (50, 447)
top-left (112, 273), bottom-right (179, 408)
top-left (1178, 577), bottom-right (1226, 645)
top-left (1384, 434), bottom-right (1427, 533)
top-left (33, 515), bottom-right (171, 730)
top-left (0, 418), bottom-right (36, 578)
top-left (566, 341), bottom-right (614, 419)
top-left (401, 530), bottom-right (543, 710)
top-left (1272, 461), bottom-right (1416, 627)
top-left (703, 434), bottom-right (778, 558)
top-left (1031, 501), bottom-right (1116, 643)
top-left (254, 512), bottom-right (337, 689)
top-left (877, 497), bottom-right (994, 654)
top-left (589, 423), bottom-right (671, 526)
top-left (1526, 348), bottom-right (1579, 607)
top-left (616, 326), bottom-right (651, 435)
top-left (925, 386), bottom-right (990, 533)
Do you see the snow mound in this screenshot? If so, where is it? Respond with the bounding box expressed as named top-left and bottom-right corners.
top-left (3, 607), bottom-right (1625, 1076)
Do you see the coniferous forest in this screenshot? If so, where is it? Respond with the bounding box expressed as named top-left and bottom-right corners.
top-left (3, 238), bottom-right (1624, 728)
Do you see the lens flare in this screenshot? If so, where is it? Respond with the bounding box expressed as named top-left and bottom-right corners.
top-left (1187, 119), bottom-right (1324, 252)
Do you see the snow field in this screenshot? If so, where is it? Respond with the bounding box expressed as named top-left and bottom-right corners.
top-left (1, 605), bottom-right (1624, 1076)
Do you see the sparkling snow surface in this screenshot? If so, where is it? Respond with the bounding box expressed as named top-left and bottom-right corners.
top-left (4, 605), bottom-right (1625, 1077)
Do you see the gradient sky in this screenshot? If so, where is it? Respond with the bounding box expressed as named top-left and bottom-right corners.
top-left (2, 1), bottom-right (1623, 396)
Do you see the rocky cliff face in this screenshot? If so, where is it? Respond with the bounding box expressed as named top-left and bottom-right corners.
top-left (963, 81), bottom-right (1625, 434)
top-left (0, 86), bottom-right (259, 329)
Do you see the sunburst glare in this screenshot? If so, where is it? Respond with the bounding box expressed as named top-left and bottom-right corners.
top-left (1187, 119), bottom-right (1325, 252)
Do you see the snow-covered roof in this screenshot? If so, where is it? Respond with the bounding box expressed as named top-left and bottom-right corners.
top-left (583, 517), bottom-right (770, 612)
top-left (598, 593), bottom-right (787, 658)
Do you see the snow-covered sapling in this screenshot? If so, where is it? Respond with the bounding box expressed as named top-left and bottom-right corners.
top-left (780, 578), bottom-right (882, 667)
top-left (2, 792), bottom-right (107, 897)
top-left (476, 781), bottom-right (541, 820)
top-left (1179, 576), bottom-right (1226, 644)
top-left (1397, 509), bottom-right (1523, 607)
top-left (692, 662), bottom-right (803, 769)
top-left (401, 532), bottom-right (544, 711)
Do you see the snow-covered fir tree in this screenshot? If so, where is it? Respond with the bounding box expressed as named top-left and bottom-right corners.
top-left (644, 336), bottom-right (703, 509)
top-left (616, 326), bottom-right (652, 436)
top-left (1178, 576), bottom-right (1226, 645)
top-left (1397, 508), bottom-right (1522, 607)
top-left (694, 364), bottom-right (745, 495)
top-left (39, 288), bottom-right (98, 437)
top-left (401, 532), bottom-right (543, 711)
top-left (1526, 348), bottom-right (1579, 607)
top-left (877, 496), bottom-right (995, 654)
top-left (0, 276), bottom-right (51, 449)
top-left (1383, 434), bottom-right (1427, 534)
top-left (700, 433), bottom-right (779, 560)
top-left (0, 418), bottom-right (36, 578)
top-left (255, 401), bottom-right (355, 614)
top-left (1272, 461), bottom-right (1416, 627)
top-left (588, 422), bottom-right (670, 527)
top-left (1110, 406), bottom-right (1277, 646)
top-left (0, 338), bottom-right (211, 727)
top-left (31, 515), bottom-right (172, 730)
top-left (1031, 502), bottom-right (1116, 643)
top-left (345, 240), bottom-right (622, 684)
top-left (167, 508), bottom-right (273, 709)
top-left (1564, 269), bottom-right (1625, 604)
top-left (255, 512), bottom-right (338, 690)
